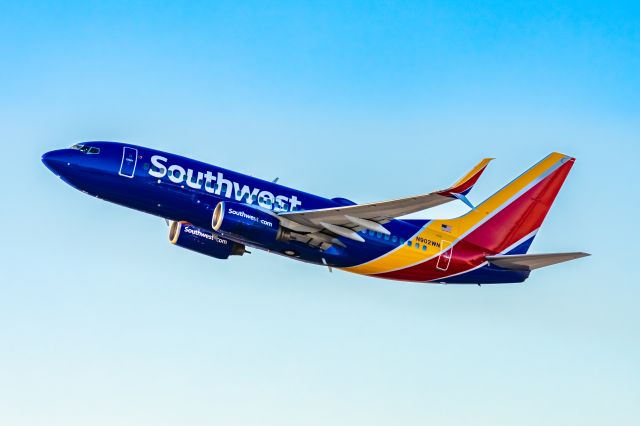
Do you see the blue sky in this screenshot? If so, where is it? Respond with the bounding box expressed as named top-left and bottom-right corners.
top-left (1, 1), bottom-right (639, 425)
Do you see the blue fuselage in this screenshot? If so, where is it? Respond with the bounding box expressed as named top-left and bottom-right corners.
top-left (42, 141), bottom-right (531, 284)
top-left (42, 141), bottom-right (425, 268)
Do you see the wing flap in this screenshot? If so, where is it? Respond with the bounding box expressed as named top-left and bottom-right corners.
top-left (486, 252), bottom-right (590, 271)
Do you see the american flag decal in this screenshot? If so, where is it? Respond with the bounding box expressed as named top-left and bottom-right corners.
top-left (441, 224), bottom-right (452, 232)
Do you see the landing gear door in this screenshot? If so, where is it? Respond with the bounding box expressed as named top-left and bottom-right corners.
top-left (119, 147), bottom-right (138, 178)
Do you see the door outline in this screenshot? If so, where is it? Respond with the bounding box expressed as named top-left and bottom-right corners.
top-left (436, 240), bottom-right (453, 271)
top-left (119, 147), bottom-right (138, 178)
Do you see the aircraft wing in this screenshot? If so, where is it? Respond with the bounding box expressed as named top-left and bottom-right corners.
top-left (277, 158), bottom-right (493, 247)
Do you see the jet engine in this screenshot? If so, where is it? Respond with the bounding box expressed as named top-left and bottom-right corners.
top-left (212, 201), bottom-right (290, 245)
top-left (169, 221), bottom-right (246, 259)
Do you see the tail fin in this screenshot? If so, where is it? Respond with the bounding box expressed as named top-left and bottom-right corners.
top-left (440, 153), bottom-right (575, 254)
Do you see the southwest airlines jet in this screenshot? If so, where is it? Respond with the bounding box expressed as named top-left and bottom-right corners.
top-left (42, 142), bottom-right (588, 284)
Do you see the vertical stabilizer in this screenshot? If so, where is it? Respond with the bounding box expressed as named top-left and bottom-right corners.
top-left (444, 153), bottom-right (574, 254)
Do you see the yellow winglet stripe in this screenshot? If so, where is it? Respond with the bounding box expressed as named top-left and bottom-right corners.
top-left (450, 157), bottom-right (494, 188)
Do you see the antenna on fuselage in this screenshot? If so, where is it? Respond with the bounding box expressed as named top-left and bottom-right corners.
top-left (321, 257), bottom-right (333, 273)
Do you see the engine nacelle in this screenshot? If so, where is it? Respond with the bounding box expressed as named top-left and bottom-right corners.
top-left (212, 201), bottom-right (289, 245)
top-left (169, 221), bottom-right (245, 259)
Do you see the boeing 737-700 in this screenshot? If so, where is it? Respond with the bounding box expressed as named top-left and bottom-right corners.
top-left (42, 142), bottom-right (588, 284)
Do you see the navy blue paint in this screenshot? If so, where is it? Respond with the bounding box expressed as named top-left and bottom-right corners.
top-left (505, 236), bottom-right (536, 255)
top-left (442, 264), bottom-right (530, 284)
top-left (41, 141), bottom-right (522, 284)
top-left (42, 141), bottom-right (424, 269)
top-left (214, 201), bottom-right (281, 245)
top-left (171, 222), bottom-right (240, 260)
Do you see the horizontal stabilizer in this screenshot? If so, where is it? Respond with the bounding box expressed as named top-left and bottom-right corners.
top-left (486, 252), bottom-right (590, 271)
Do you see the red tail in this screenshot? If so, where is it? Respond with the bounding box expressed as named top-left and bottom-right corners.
top-left (457, 153), bottom-right (575, 254)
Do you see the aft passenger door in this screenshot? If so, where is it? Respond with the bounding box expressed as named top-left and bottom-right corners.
top-left (436, 240), bottom-right (453, 271)
top-left (119, 147), bottom-right (138, 178)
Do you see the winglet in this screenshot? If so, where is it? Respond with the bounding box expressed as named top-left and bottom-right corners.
top-left (437, 158), bottom-right (494, 200)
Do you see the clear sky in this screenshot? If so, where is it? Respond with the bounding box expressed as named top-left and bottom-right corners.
top-left (1, 1), bottom-right (638, 425)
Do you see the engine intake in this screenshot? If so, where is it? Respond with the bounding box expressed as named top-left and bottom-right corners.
top-left (212, 201), bottom-right (290, 244)
top-left (169, 221), bottom-right (245, 259)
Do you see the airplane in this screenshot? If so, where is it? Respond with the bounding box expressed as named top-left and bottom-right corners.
top-left (41, 142), bottom-right (589, 284)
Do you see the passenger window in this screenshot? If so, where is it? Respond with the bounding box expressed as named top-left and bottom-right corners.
top-left (368, 230), bottom-right (375, 236)
top-left (400, 238), bottom-right (405, 245)
top-left (422, 245), bottom-right (427, 251)
top-left (407, 241), bottom-right (412, 247)
top-left (392, 236), bottom-right (398, 243)
top-left (376, 232), bottom-right (382, 238)
top-left (143, 163), bottom-right (150, 170)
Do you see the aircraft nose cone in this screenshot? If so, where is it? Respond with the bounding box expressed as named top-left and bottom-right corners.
top-left (42, 149), bottom-right (69, 176)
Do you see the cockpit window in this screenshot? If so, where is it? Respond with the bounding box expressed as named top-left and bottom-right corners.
top-left (70, 144), bottom-right (100, 154)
